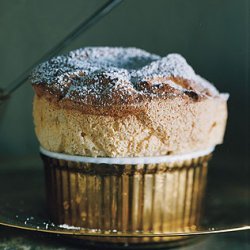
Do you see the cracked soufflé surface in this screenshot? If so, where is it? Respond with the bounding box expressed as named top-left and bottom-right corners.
top-left (31, 47), bottom-right (228, 157)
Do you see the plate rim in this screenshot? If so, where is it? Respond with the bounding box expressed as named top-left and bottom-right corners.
top-left (0, 221), bottom-right (249, 237)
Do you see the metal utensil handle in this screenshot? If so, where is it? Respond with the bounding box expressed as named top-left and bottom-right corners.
top-left (3, 0), bottom-right (123, 97)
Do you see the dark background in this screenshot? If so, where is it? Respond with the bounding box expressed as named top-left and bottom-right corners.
top-left (0, 0), bottom-right (248, 167)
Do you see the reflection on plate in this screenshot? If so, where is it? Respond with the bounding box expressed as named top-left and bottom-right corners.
top-left (0, 157), bottom-right (249, 242)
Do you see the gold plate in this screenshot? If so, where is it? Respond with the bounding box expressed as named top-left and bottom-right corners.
top-left (0, 160), bottom-right (249, 238)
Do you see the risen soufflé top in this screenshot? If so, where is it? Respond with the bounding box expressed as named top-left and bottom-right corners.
top-left (31, 47), bottom-right (226, 114)
top-left (31, 47), bottom-right (228, 157)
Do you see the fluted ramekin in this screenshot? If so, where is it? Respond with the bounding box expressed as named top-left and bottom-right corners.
top-left (40, 147), bottom-right (212, 244)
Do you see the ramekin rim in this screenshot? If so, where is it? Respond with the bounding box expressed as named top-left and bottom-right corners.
top-left (40, 146), bottom-right (214, 165)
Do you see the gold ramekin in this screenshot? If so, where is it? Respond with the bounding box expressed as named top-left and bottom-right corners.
top-left (40, 147), bottom-right (212, 244)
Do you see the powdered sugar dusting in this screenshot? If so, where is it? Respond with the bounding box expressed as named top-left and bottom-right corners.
top-left (136, 53), bottom-right (196, 80)
top-left (59, 224), bottom-right (81, 230)
top-left (30, 47), bottom-right (220, 105)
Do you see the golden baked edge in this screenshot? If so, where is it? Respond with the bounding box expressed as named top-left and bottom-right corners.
top-left (33, 93), bottom-right (228, 157)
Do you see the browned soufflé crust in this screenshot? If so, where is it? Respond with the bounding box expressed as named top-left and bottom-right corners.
top-left (31, 47), bottom-right (228, 157)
